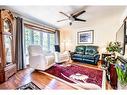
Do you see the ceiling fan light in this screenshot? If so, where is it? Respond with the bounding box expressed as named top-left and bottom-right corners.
top-left (69, 22), bottom-right (72, 25)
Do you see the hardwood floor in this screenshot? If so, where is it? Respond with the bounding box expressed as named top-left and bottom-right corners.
top-left (0, 68), bottom-right (76, 89)
top-left (0, 61), bottom-right (112, 90)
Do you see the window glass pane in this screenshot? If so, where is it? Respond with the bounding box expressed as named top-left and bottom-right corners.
top-left (49, 33), bottom-right (55, 52)
top-left (24, 28), bottom-right (33, 55)
top-left (24, 27), bottom-right (33, 65)
top-left (33, 30), bottom-right (41, 45)
top-left (43, 32), bottom-right (48, 51)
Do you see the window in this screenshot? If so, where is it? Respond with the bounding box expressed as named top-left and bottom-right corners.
top-left (33, 30), bottom-right (41, 45)
top-left (24, 27), bottom-right (33, 55)
top-left (49, 33), bottom-right (55, 52)
top-left (24, 26), bottom-right (55, 64)
top-left (43, 32), bottom-right (48, 51)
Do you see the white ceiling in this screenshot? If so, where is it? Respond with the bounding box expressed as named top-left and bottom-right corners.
top-left (2, 6), bottom-right (126, 28)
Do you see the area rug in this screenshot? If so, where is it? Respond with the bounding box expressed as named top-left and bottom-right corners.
top-left (43, 64), bottom-right (103, 89)
top-left (16, 82), bottom-right (40, 90)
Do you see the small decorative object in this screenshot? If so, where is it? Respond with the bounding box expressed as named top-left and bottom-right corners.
top-left (17, 82), bottom-right (40, 90)
top-left (77, 30), bottom-right (94, 44)
top-left (69, 73), bottom-right (89, 81)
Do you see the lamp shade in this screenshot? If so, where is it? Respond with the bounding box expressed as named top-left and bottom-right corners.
top-left (55, 45), bottom-right (60, 52)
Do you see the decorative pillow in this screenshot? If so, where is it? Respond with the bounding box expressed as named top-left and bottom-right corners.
top-left (85, 49), bottom-right (97, 55)
top-left (75, 46), bottom-right (85, 54)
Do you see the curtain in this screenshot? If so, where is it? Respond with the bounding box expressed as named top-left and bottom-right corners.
top-left (55, 30), bottom-right (60, 45)
top-left (15, 17), bottom-right (25, 70)
top-left (55, 30), bottom-right (60, 51)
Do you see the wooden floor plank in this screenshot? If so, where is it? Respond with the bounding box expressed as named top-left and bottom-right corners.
top-left (0, 61), bottom-right (112, 90)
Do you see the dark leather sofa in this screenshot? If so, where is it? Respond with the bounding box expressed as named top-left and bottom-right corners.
top-left (71, 45), bottom-right (100, 65)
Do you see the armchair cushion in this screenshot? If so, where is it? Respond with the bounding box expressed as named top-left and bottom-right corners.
top-left (46, 55), bottom-right (55, 66)
top-left (28, 45), bottom-right (43, 56)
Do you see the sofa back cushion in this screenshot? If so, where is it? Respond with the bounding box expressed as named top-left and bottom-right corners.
top-left (85, 46), bottom-right (98, 55)
top-left (75, 46), bottom-right (85, 54)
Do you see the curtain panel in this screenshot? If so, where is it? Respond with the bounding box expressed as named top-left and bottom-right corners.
top-left (55, 30), bottom-right (60, 45)
top-left (15, 17), bottom-right (25, 70)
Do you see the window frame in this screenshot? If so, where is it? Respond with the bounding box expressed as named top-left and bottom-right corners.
top-left (24, 23), bottom-right (56, 53)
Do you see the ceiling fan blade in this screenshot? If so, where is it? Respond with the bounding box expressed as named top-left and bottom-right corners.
top-left (74, 18), bottom-right (86, 22)
top-left (57, 19), bottom-right (69, 22)
top-left (72, 10), bottom-right (86, 18)
top-left (59, 12), bottom-right (70, 18)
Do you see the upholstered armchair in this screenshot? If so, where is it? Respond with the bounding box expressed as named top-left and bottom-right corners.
top-left (54, 51), bottom-right (70, 63)
top-left (28, 45), bottom-right (55, 70)
top-left (54, 45), bottom-right (70, 63)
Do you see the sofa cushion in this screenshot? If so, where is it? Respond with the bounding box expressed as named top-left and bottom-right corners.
top-left (72, 54), bottom-right (83, 61)
top-left (83, 55), bottom-right (95, 60)
top-left (85, 46), bottom-right (98, 55)
top-left (73, 54), bottom-right (83, 58)
top-left (75, 46), bottom-right (85, 54)
top-left (85, 49), bottom-right (97, 55)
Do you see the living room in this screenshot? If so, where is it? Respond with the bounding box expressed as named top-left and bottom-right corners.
top-left (0, 0), bottom-right (127, 94)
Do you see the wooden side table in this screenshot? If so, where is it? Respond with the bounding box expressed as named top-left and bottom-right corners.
top-left (109, 64), bottom-right (118, 89)
top-left (102, 53), bottom-right (111, 67)
top-left (102, 53), bottom-right (118, 89)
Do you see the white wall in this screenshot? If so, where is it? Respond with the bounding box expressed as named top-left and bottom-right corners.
top-left (59, 8), bottom-right (126, 58)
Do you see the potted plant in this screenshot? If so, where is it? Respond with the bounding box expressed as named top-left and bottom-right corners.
top-left (106, 41), bottom-right (121, 64)
top-left (106, 42), bottom-right (121, 55)
top-left (106, 42), bottom-right (127, 89)
top-left (106, 42), bottom-right (121, 65)
top-left (105, 42), bottom-right (121, 89)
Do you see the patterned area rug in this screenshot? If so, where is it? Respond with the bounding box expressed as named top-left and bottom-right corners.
top-left (17, 82), bottom-right (40, 90)
top-left (44, 64), bottom-right (103, 89)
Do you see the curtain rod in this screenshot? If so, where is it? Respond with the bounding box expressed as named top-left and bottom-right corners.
top-left (24, 23), bottom-right (56, 33)
top-left (23, 19), bottom-right (57, 31)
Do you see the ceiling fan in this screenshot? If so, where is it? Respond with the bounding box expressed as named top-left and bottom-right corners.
top-left (57, 10), bottom-right (86, 25)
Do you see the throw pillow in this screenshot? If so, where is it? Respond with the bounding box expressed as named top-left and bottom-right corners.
top-left (85, 49), bottom-right (96, 55)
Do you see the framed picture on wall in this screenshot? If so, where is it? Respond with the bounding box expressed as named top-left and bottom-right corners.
top-left (77, 30), bottom-right (94, 44)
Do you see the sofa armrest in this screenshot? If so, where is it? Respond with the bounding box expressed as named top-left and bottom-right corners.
top-left (70, 52), bottom-right (77, 56)
top-left (94, 54), bottom-right (100, 60)
top-left (94, 53), bottom-right (99, 57)
top-left (70, 52), bottom-right (76, 54)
